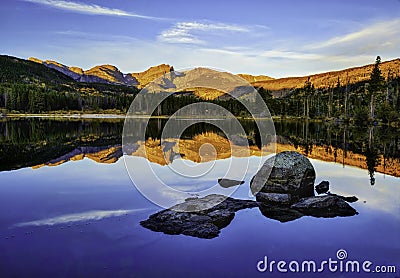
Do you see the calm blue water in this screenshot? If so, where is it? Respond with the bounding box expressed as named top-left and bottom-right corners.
top-left (0, 155), bottom-right (399, 277)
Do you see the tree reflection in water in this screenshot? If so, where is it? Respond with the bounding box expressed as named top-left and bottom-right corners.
top-left (0, 118), bottom-right (399, 182)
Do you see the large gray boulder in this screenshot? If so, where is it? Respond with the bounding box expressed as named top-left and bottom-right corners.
top-left (250, 151), bottom-right (315, 200)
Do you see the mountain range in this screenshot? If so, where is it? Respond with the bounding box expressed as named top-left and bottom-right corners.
top-left (253, 58), bottom-right (400, 97)
top-left (28, 57), bottom-right (173, 88)
top-left (28, 56), bottom-right (400, 97)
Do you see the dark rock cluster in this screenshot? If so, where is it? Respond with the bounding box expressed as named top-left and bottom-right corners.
top-left (140, 194), bottom-right (257, 239)
top-left (140, 151), bottom-right (359, 238)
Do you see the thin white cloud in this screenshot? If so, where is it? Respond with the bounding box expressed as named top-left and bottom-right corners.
top-left (200, 48), bottom-right (323, 61)
top-left (55, 30), bottom-right (141, 44)
top-left (260, 50), bottom-right (323, 60)
top-left (309, 18), bottom-right (400, 51)
top-left (158, 21), bottom-right (251, 44)
top-left (13, 209), bottom-right (148, 227)
top-left (22, 16), bottom-right (398, 78)
top-left (24, 0), bottom-right (163, 20)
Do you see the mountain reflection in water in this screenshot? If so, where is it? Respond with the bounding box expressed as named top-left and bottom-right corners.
top-left (1, 118), bottom-right (399, 184)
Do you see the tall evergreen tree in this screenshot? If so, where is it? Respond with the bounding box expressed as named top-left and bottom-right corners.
top-left (303, 77), bottom-right (314, 118)
top-left (368, 56), bottom-right (385, 119)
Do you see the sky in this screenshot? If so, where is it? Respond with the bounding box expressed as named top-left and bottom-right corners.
top-left (0, 0), bottom-right (399, 77)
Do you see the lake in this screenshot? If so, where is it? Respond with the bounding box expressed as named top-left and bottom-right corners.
top-left (0, 118), bottom-right (399, 277)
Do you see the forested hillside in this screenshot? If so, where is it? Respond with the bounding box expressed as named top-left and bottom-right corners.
top-left (0, 55), bottom-right (138, 113)
top-left (1, 55), bottom-right (399, 125)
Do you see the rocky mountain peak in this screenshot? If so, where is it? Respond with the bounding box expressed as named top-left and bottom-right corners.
top-left (83, 64), bottom-right (126, 84)
top-left (87, 64), bottom-right (119, 72)
top-left (131, 64), bottom-right (173, 88)
top-left (237, 73), bottom-right (274, 83)
top-left (28, 57), bottom-right (43, 64)
top-left (69, 66), bottom-right (84, 75)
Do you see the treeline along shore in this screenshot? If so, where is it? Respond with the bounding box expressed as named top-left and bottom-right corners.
top-left (1, 55), bottom-right (399, 126)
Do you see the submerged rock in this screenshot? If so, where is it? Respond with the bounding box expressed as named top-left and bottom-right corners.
top-left (218, 178), bottom-right (245, 188)
top-left (256, 192), bottom-right (291, 205)
top-left (140, 194), bottom-right (258, 239)
top-left (326, 192), bottom-right (359, 203)
top-left (315, 181), bottom-right (329, 194)
top-left (291, 195), bottom-right (358, 217)
top-left (250, 151), bottom-right (315, 200)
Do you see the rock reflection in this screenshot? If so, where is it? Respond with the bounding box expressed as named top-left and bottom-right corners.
top-left (258, 204), bottom-right (304, 223)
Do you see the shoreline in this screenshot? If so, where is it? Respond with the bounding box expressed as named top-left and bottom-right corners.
top-left (3, 113), bottom-right (163, 119)
top-left (2, 113), bottom-right (398, 126)
top-left (2, 113), bottom-right (273, 120)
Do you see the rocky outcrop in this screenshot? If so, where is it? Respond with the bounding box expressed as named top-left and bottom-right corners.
top-left (325, 192), bottom-right (358, 203)
top-left (69, 66), bottom-right (84, 75)
top-left (143, 67), bottom-right (257, 101)
top-left (27, 57), bottom-right (43, 64)
top-left (28, 58), bottom-right (82, 81)
top-left (140, 150), bottom-right (359, 237)
top-left (237, 73), bottom-right (274, 83)
top-left (131, 64), bottom-right (173, 88)
top-left (140, 193), bottom-right (359, 237)
top-left (250, 151), bottom-right (315, 200)
top-left (250, 151), bottom-right (358, 222)
top-left (82, 65), bottom-right (138, 86)
top-left (291, 195), bottom-right (358, 217)
top-left (256, 192), bottom-right (291, 205)
top-left (258, 195), bottom-right (358, 222)
top-left (44, 60), bottom-right (82, 80)
top-left (140, 194), bottom-right (258, 239)
top-left (29, 58), bottom-right (130, 85)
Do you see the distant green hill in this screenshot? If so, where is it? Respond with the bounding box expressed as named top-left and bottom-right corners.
top-left (0, 55), bottom-right (74, 84)
top-left (0, 55), bottom-right (138, 113)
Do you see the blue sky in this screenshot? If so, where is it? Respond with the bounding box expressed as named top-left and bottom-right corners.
top-left (1, 0), bottom-right (399, 77)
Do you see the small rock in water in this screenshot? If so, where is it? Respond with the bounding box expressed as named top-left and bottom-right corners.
top-left (217, 178), bottom-right (245, 188)
top-left (315, 181), bottom-right (329, 194)
top-left (342, 196), bottom-right (358, 203)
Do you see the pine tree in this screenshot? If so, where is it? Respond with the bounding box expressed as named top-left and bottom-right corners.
top-left (303, 77), bottom-right (314, 118)
top-left (368, 56), bottom-right (384, 119)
